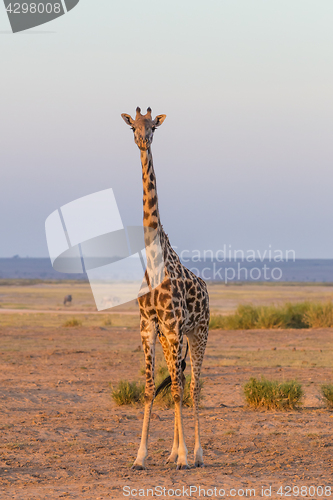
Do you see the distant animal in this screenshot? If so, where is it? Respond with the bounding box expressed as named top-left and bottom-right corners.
top-left (63, 295), bottom-right (72, 306)
top-left (121, 107), bottom-right (210, 470)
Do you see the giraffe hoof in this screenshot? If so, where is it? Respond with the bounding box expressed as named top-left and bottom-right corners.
top-left (131, 464), bottom-right (147, 471)
top-left (176, 464), bottom-right (191, 470)
top-left (194, 461), bottom-right (205, 468)
top-left (166, 455), bottom-right (178, 464)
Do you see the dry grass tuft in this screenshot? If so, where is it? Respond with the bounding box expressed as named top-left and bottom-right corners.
top-left (110, 380), bottom-right (145, 405)
top-left (321, 384), bottom-right (333, 408)
top-left (62, 318), bottom-right (82, 328)
top-left (103, 317), bottom-right (112, 326)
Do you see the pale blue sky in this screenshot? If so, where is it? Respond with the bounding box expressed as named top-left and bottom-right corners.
top-left (1, 1), bottom-right (333, 258)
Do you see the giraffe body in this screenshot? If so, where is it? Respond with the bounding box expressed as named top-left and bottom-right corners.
top-left (121, 108), bottom-right (210, 470)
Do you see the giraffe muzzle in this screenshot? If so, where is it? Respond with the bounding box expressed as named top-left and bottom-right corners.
top-left (137, 140), bottom-right (150, 150)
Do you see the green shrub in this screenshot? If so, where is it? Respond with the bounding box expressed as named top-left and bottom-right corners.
top-left (209, 301), bottom-right (333, 330)
top-left (209, 315), bottom-right (227, 330)
top-left (321, 384), bottom-right (333, 408)
top-left (103, 317), bottom-right (112, 326)
top-left (243, 377), bottom-right (303, 410)
top-left (110, 380), bottom-right (145, 405)
top-left (62, 317), bottom-right (82, 328)
top-left (231, 304), bottom-right (261, 329)
top-left (282, 302), bottom-right (310, 329)
top-left (304, 302), bottom-right (333, 328)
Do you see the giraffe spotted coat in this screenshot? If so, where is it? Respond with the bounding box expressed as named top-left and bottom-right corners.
top-left (121, 107), bottom-right (210, 470)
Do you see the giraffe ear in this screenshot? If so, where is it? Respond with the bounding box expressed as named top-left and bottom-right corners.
top-left (153, 114), bottom-right (166, 127)
top-left (121, 113), bottom-right (135, 127)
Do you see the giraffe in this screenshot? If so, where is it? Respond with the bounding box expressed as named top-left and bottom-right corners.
top-left (121, 107), bottom-right (210, 470)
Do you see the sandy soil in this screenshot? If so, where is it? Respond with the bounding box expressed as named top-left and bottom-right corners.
top-left (1, 324), bottom-right (333, 499)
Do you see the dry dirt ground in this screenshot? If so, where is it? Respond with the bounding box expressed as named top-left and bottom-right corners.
top-left (1, 320), bottom-right (333, 499)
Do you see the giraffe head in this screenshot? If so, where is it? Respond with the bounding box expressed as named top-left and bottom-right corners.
top-left (121, 107), bottom-right (166, 151)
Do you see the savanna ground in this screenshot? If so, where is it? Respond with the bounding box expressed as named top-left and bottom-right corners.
top-left (1, 282), bottom-right (333, 499)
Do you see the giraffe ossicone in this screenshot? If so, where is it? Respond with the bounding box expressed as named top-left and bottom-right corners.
top-left (121, 107), bottom-right (210, 470)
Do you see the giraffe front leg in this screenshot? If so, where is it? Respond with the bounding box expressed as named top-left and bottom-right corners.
top-left (132, 399), bottom-right (153, 470)
top-left (158, 334), bottom-right (179, 464)
top-left (132, 330), bottom-right (156, 470)
top-left (166, 413), bottom-right (178, 464)
top-left (174, 398), bottom-right (189, 470)
top-left (166, 371), bottom-right (186, 464)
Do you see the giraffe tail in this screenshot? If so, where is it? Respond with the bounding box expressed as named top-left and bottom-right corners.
top-left (155, 340), bottom-right (189, 397)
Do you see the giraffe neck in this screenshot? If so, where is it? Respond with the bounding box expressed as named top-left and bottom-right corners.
top-left (140, 147), bottom-right (161, 231)
top-left (140, 147), bottom-right (176, 268)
